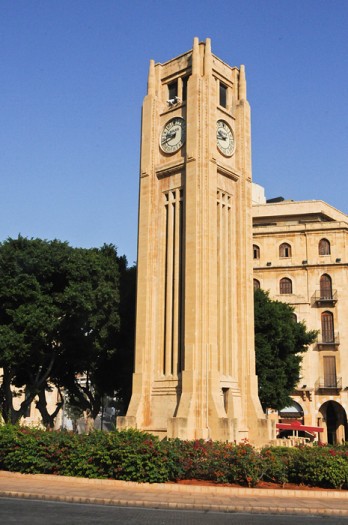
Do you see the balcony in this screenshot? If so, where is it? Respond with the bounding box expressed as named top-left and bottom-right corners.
top-left (312, 290), bottom-right (338, 306)
top-left (315, 377), bottom-right (342, 393)
top-left (316, 332), bottom-right (340, 350)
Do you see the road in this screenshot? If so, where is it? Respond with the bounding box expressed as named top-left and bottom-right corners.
top-left (1, 497), bottom-right (348, 525)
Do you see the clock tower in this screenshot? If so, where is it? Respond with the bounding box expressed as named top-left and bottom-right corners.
top-left (118, 38), bottom-right (270, 443)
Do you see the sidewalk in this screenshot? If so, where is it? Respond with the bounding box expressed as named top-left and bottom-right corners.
top-left (1, 470), bottom-right (348, 516)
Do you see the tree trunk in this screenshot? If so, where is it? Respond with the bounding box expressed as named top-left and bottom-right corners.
top-left (35, 387), bottom-right (63, 430)
top-left (0, 367), bottom-right (33, 425)
top-left (84, 408), bottom-right (96, 433)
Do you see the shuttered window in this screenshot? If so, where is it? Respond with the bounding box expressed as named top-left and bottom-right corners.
top-left (323, 356), bottom-right (337, 387)
top-left (321, 311), bottom-right (334, 343)
top-left (320, 274), bottom-right (332, 300)
top-left (319, 238), bottom-right (330, 255)
top-left (280, 277), bottom-right (292, 294)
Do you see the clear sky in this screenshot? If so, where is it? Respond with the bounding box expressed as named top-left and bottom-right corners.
top-left (1, 1), bottom-right (347, 264)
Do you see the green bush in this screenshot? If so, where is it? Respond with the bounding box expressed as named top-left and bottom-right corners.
top-left (0, 426), bottom-right (170, 483)
top-left (164, 439), bottom-right (272, 487)
top-left (288, 445), bottom-right (348, 489)
top-left (162, 439), bottom-right (239, 483)
top-left (260, 446), bottom-right (298, 486)
top-left (1, 425), bottom-right (348, 489)
top-left (99, 429), bottom-right (171, 482)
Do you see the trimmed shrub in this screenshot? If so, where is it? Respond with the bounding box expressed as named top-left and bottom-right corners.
top-left (288, 445), bottom-right (348, 489)
top-left (1, 425), bottom-right (348, 489)
top-left (0, 426), bottom-right (170, 483)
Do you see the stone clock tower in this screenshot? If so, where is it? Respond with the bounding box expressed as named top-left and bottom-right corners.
top-left (118, 38), bottom-right (270, 443)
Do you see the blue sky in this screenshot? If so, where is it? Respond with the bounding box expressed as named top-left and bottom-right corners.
top-left (1, 1), bottom-right (347, 264)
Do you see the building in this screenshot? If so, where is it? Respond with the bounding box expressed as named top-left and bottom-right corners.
top-left (118, 38), bottom-right (270, 444)
top-left (253, 197), bottom-right (348, 444)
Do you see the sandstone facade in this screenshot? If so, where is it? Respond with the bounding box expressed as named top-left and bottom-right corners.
top-left (253, 199), bottom-right (348, 444)
top-left (118, 38), bottom-right (270, 444)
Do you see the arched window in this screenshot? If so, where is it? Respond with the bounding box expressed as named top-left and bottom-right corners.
top-left (253, 244), bottom-right (260, 259)
top-left (321, 311), bottom-right (334, 343)
top-left (280, 277), bottom-right (292, 294)
top-left (319, 238), bottom-right (331, 255)
top-left (320, 274), bottom-right (332, 300)
top-left (279, 242), bottom-right (292, 258)
top-left (253, 279), bottom-right (260, 291)
top-left (291, 313), bottom-right (297, 322)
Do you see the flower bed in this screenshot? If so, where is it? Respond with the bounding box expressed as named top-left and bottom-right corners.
top-left (1, 425), bottom-right (348, 489)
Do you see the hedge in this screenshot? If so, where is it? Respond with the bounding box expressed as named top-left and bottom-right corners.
top-left (1, 425), bottom-right (348, 489)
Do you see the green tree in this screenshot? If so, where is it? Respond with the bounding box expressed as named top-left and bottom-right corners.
top-left (51, 243), bottom-right (123, 431)
top-left (113, 259), bottom-right (136, 411)
top-left (254, 288), bottom-right (317, 410)
top-left (0, 236), bottom-right (123, 428)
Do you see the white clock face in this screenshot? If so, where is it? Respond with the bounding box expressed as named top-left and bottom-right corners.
top-left (160, 117), bottom-right (186, 153)
top-left (216, 120), bottom-right (235, 157)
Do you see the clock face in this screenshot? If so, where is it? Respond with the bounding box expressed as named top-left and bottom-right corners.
top-left (216, 120), bottom-right (235, 157)
top-left (160, 117), bottom-right (186, 153)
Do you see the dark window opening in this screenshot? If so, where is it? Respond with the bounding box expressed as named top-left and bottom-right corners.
top-left (168, 81), bottom-right (178, 100)
top-left (253, 244), bottom-right (260, 259)
top-left (222, 388), bottom-right (229, 413)
top-left (219, 82), bottom-right (227, 108)
top-left (182, 76), bottom-right (188, 101)
top-left (279, 243), bottom-right (292, 258)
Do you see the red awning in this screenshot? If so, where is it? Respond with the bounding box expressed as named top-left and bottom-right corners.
top-left (276, 420), bottom-right (323, 434)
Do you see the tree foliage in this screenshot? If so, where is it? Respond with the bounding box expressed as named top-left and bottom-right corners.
top-left (0, 236), bottom-right (129, 428)
top-left (254, 288), bottom-right (317, 410)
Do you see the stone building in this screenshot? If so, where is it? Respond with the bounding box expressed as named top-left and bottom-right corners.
top-left (252, 196), bottom-right (348, 444)
top-left (118, 38), bottom-right (270, 444)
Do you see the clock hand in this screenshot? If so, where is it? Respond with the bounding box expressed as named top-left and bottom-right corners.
top-left (217, 130), bottom-right (227, 140)
top-left (162, 130), bottom-right (177, 144)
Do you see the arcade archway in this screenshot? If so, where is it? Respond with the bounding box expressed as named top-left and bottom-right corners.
top-left (318, 401), bottom-right (348, 444)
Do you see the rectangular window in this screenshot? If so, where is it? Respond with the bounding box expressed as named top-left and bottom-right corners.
top-left (168, 81), bottom-right (178, 100)
top-left (219, 82), bottom-right (227, 108)
top-left (323, 356), bottom-right (337, 387)
top-left (182, 76), bottom-right (188, 101)
top-left (321, 312), bottom-right (334, 343)
top-left (222, 388), bottom-right (229, 414)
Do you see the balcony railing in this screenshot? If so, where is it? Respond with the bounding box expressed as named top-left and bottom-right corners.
top-left (315, 377), bottom-right (342, 391)
top-left (316, 332), bottom-right (340, 350)
top-left (312, 290), bottom-right (338, 306)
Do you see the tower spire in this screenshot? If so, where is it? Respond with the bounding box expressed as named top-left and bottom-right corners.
top-left (192, 36), bottom-right (200, 75)
top-left (147, 59), bottom-right (155, 95)
top-left (204, 38), bottom-right (212, 75)
top-left (239, 64), bottom-right (247, 100)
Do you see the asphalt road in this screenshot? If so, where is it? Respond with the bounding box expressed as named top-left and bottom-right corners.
top-left (1, 498), bottom-right (348, 525)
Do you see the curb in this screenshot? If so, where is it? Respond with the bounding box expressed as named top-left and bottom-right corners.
top-left (1, 490), bottom-right (348, 516)
top-left (2, 471), bottom-right (348, 516)
top-left (1, 471), bottom-right (348, 499)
